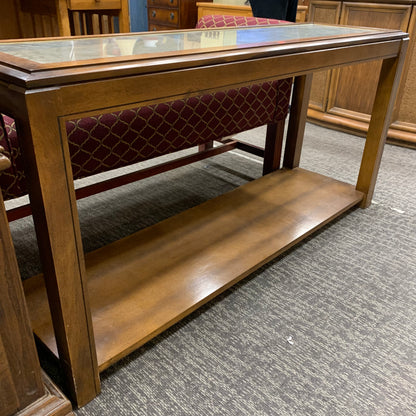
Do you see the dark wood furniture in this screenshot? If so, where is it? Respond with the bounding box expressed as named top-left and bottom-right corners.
top-left (0, 0), bottom-right (130, 39)
top-left (148, 0), bottom-right (212, 31)
top-left (0, 148), bottom-right (73, 416)
top-left (307, 0), bottom-right (416, 148)
top-left (0, 23), bottom-right (408, 408)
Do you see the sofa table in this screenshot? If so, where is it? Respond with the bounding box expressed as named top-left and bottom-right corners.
top-left (0, 24), bottom-right (408, 407)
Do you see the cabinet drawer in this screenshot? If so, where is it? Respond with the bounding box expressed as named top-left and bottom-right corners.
top-left (148, 0), bottom-right (179, 7)
top-left (148, 8), bottom-right (179, 25)
top-left (68, 0), bottom-right (121, 10)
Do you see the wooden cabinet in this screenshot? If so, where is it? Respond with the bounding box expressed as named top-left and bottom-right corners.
top-left (308, 0), bottom-right (416, 147)
top-left (148, 0), bottom-right (212, 31)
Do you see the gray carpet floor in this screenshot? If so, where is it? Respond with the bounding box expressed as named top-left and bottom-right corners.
top-left (8, 123), bottom-right (416, 415)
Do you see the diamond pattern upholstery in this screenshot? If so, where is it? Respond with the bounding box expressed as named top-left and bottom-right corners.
top-left (0, 115), bottom-right (26, 200)
top-left (0, 15), bottom-right (292, 202)
top-left (66, 80), bottom-right (292, 179)
top-left (195, 15), bottom-right (287, 28)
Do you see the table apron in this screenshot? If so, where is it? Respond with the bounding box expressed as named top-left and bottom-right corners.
top-left (15, 38), bottom-right (404, 120)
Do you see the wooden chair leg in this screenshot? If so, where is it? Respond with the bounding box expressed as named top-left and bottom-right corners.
top-left (263, 120), bottom-right (286, 175)
top-left (198, 141), bottom-right (214, 151)
top-left (283, 74), bottom-right (313, 169)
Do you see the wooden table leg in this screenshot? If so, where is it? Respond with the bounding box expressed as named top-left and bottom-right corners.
top-left (357, 39), bottom-right (409, 207)
top-left (0, 148), bottom-right (73, 416)
top-left (0, 149), bottom-right (44, 413)
top-left (15, 90), bottom-right (100, 407)
top-left (283, 74), bottom-right (313, 169)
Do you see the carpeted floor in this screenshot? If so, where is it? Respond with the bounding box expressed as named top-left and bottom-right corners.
top-left (8, 123), bottom-right (416, 415)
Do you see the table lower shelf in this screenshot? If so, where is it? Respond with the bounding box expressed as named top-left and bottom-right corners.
top-left (23, 168), bottom-right (363, 372)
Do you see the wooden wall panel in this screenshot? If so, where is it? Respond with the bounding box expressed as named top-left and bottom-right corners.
top-left (307, 1), bottom-right (341, 111)
top-left (396, 6), bottom-right (416, 125)
top-left (307, 0), bottom-right (416, 146)
top-left (328, 3), bottom-right (411, 116)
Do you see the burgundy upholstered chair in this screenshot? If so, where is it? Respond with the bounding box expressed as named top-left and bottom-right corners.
top-left (0, 16), bottom-right (292, 220)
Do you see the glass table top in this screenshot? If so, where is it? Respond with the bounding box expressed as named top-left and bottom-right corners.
top-left (0, 24), bottom-right (384, 65)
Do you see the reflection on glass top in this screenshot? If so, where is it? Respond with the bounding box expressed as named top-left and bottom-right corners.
top-left (0, 24), bottom-right (379, 65)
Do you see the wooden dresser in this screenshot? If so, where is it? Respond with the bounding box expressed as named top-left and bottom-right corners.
top-left (307, 0), bottom-right (416, 147)
top-left (148, 0), bottom-right (212, 31)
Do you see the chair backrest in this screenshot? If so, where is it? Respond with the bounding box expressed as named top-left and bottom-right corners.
top-left (0, 0), bottom-right (130, 39)
top-left (68, 0), bottom-right (130, 35)
top-left (196, 15), bottom-right (288, 29)
top-left (70, 10), bottom-right (119, 35)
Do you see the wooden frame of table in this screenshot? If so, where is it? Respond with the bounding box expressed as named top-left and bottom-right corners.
top-left (0, 24), bottom-right (408, 407)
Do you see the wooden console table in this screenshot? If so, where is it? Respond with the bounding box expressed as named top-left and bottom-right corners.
top-left (0, 24), bottom-right (408, 407)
